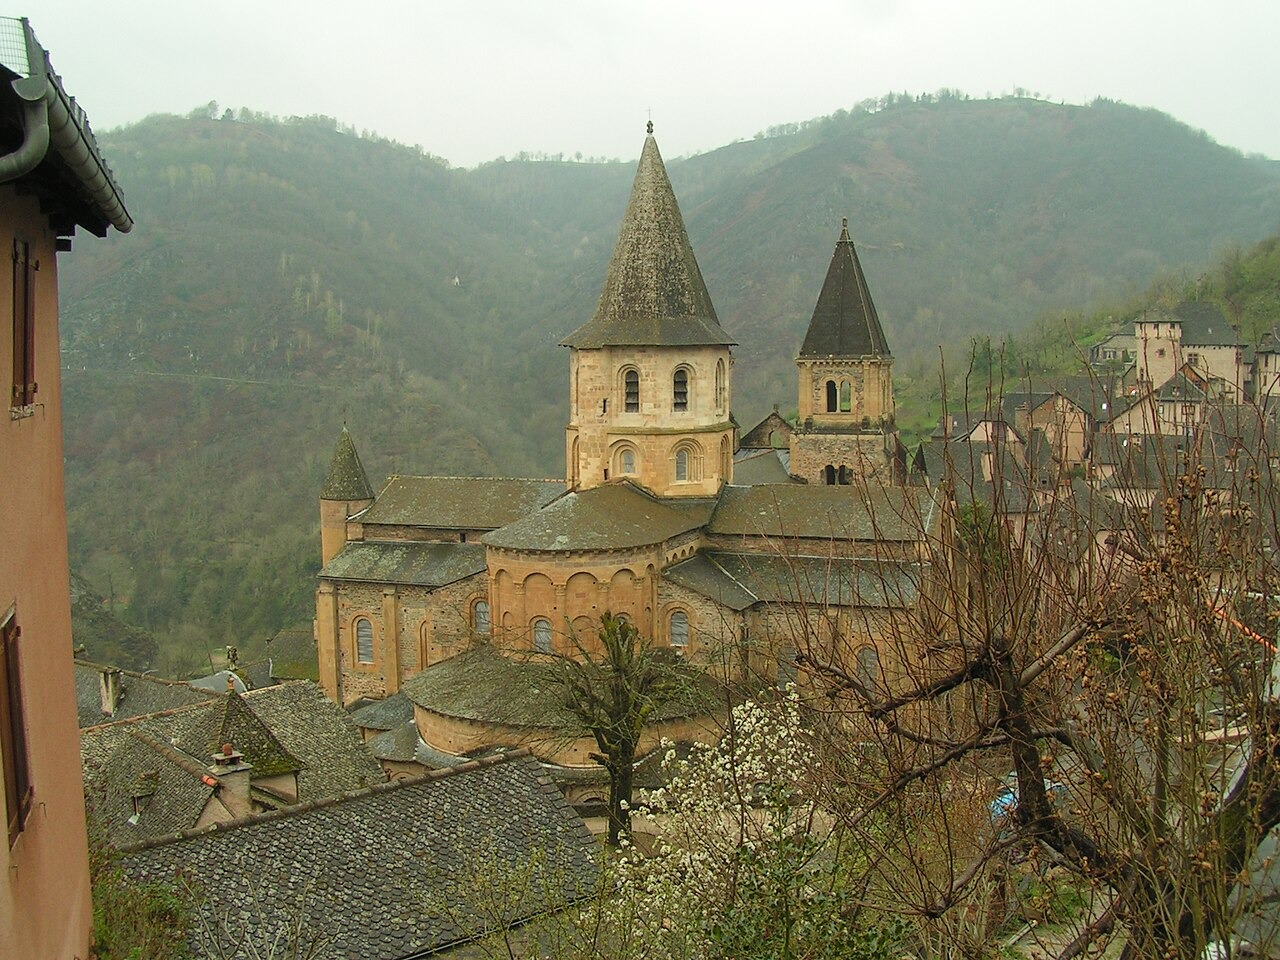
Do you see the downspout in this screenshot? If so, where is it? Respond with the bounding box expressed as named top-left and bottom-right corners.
top-left (0, 73), bottom-right (50, 183)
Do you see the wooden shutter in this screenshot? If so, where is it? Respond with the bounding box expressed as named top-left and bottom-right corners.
top-left (1, 616), bottom-right (32, 846)
top-left (11, 240), bottom-right (36, 408)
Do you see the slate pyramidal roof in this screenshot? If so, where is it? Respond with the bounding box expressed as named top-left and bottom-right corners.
top-left (561, 126), bottom-right (735, 349)
top-left (799, 219), bottom-right (890, 359)
top-left (321, 426), bottom-right (374, 501)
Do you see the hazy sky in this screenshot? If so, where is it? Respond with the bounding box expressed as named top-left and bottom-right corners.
top-left (29, 1), bottom-right (1280, 167)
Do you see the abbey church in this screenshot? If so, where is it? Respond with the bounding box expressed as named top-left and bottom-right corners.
top-left (314, 126), bottom-right (932, 767)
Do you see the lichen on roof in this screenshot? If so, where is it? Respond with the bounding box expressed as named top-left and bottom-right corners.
top-left (356, 476), bottom-right (565, 529)
top-left (561, 131), bottom-right (734, 349)
top-left (798, 219), bottom-right (890, 359)
top-left (321, 427), bottom-right (374, 501)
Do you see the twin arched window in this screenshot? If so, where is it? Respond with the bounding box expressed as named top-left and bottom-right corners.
top-left (355, 617), bottom-right (374, 663)
top-left (825, 379), bottom-right (853, 413)
top-left (532, 618), bottom-right (553, 653)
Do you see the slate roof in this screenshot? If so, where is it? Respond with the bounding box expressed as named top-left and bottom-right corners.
top-left (82, 682), bottom-right (382, 845)
top-left (74, 660), bottom-right (217, 728)
top-left (321, 427), bottom-right (374, 501)
top-left (665, 552), bottom-right (926, 611)
top-left (350, 691), bottom-right (415, 732)
top-left (319, 541), bottom-right (487, 587)
top-left (483, 481), bottom-right (716, 552)
top-left (119, 751), bottom-right (599, 960)
top-left (367, 721), bottom-right (422, 763)
top-left (1169, 300), bottom-right (1240, 347)
top-left (266, 626), bottom-right (320, 682)
top-left (561, 131), bottom-right (734, 349)
top-left (709, 484), bottom-right (934, 542)
top-left (356, 476), bottom-right (565, 529)
top-left (798, 219), bottom-right (890, 359)
top-left (403, 644), bottom-right (719, 728)
top-left (731, 448), bottom-right (795, 486)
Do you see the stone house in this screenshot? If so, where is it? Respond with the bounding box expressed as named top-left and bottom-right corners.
top-left (0, 18), bottom-right (133, 959)
top-left (315, 125), bottom-right (937, 782)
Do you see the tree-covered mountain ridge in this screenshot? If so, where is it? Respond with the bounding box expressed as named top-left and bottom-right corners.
top-left (57, 94), bottom-right (1280, 663)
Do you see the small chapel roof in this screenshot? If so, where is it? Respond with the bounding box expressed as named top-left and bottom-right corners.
top-left (798, 219), bottom-right (890, 359)
top-left (320, 427), bottom-right (374, 501)
top-left (560, 126), bottom-right (734, 349)
top-left (709, 484), bottom-right (933, 542)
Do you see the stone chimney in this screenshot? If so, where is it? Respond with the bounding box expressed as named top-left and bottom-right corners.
top-left (99, 668), bottom-right (123, 716)
top-left (209, 741), bottom-right (254, 820)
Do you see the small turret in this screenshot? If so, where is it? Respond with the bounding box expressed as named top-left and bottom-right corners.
top-left (320, 427), bottom-right (374, 566)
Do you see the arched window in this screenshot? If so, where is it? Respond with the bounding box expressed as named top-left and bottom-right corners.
top-left (719, 435), bottom-right (731, 481)
top-left (673, 368), bottom-right (689, 411)
top-left (823, 464), bottom-right (836, 485)
top-left (715, 359), bottom-right (726, 410)
top-left (838, 465), bottom-right (851, 485)
top-left (472, 600), bottom-right (490, 635)
top-left (675, 448), bottom-right (690, 482)
top-left (533, 618), bottom-right (553, 653)
top-left (569, 436), bottom-right (580, 487)
top-left (826, 380), bottom-right (838, 412)
top-left (624, 369), bottom-right (640, 412)
top-left (355, 618), bottom-right (374, 663)
top-left (620, 448), bottom-right (636, 475)
top-left (669, 610), bottom-right (689, 648)
top-left (840, 380), bottom-right (852, 412)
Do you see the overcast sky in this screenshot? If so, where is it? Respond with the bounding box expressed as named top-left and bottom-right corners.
top-left (28, 1), bottom-right (1280, 167)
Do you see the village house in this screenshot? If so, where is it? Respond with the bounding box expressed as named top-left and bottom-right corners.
top-left (314, 125), bottom-right (936, 781)
top-left (0, 17), bottom-right (132, 959)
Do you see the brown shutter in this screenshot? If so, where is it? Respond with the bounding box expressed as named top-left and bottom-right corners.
top-left (1, 617), bottom-right (32, 846)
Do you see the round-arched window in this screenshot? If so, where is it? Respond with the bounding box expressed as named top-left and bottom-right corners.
top-left (355, 617), bottom-right (374, 663)
top-left (673, 368), bottom-right (689, 411)
top-left (624, 369), bottom-right (640, 412)
top-left (472, 600), bottom-right (491, 635)
top-left (669, 610), bottom-right (689, 648)
top-left (533, 618), bottom-right (553, 653)
top-left (620, 448), bottom-right (636, 474)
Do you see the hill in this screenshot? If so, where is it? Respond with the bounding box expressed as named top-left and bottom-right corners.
top-left (57, 94), bottom-right (1280, 661)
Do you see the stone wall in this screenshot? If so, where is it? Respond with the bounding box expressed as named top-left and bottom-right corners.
top-left (787, 430), bottom-right (893, 485)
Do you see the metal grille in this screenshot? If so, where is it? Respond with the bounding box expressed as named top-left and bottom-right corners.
top-left (0, 18), bottom-right (30, 77)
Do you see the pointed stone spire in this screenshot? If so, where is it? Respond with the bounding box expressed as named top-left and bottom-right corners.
top-left (320, 427), bottom-right (373, 501)
top-left (799, 218), bottom-right (890, 358)
top-left (561, 126), bottom-right (734, 348)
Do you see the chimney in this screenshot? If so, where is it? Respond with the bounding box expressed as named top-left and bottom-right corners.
top-left (99, 668), bottom-right (123, 716)
top-left (209, 741), bottom-right (254, 820)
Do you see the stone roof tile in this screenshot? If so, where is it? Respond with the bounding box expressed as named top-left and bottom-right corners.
top-left (319, 541), bottom-right (487, 587)
top-left (709, 484), bottom-right (934, 542)
top-left (356, 476), bottom-right (565, 529)
top-left (561, 131), bottom-right (733, 349)
top-left (321, 427), bottom-right (374, 501)
top-left (798, 219), bottom-right (890, 359)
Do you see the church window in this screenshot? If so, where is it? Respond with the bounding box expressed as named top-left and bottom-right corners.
top-left (715, 359), bottom-right (726, 410)
top-left (823, 464), bottom-right (836, 485)
top-left (825, 380), bottom-right (838, 412)
top-left (673, 368), bottom-right (689, 411)
top-left (669, 610), bottom-right (689, 648)
top-left (624, 369), bottom-right (639, 412)
top-left (839, 381), bottom-right (851, 412)
top-left (838, 465), bottom-right (852, 485)
top-left (472, 600), bottom-right (490, 635)
top-left (533, 618), bottom-right (553, 653)
top-left (720, 435), bottom-right (730, 480)
top-left (675, 448), bottom-right (689, 481)
top-left (355, 618), bottom-right (374, 663)
top-left (620, 448), bottom-right (636, 475)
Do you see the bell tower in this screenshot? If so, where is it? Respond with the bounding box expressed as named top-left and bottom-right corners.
top-left (562, 123), bottom-right (735, 497)
top-left (790, 219), bottom-right (897, 485)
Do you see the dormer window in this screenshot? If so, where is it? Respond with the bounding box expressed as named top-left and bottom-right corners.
top-left (673, 368), bottom-right (689, 411)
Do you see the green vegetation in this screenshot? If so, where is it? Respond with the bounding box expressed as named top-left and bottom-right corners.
top-left (90, 827), bottom-right (191, 960)
top-left (57, 94), bottom-right (1280, 666)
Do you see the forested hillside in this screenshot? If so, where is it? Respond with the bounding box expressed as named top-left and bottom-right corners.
top-left (58, 94), bottom-right (1280, 667)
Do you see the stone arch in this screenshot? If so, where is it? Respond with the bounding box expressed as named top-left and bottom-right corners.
top-left (826, 380), bottom-right (838, 412)
top-left (619, 365), bottom-right (641, 413)
top-left (610, 440), bottom-right (640, 477)
top-left (823, 464), bottom-right (836, 485)
top-left (522, 572), bottom-right (555, 627)
top-left (672, 364), bottom-right (693, 412)
top-left (671, 439), bottom-right (704, 483)
top-left (719, 434), bottom-right (731, 482)
top-left (839, 380), bottom-right (852, 412)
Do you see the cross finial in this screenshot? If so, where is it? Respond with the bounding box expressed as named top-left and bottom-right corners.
top-left (842, 217), bottom-right (848, 229)
top-left (646, 119), bottom-right (653, 135)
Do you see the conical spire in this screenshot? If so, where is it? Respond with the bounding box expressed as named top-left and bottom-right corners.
top-left (798, 218), bottom-right (889, 358)
top-left (320, 427), bottom-right (373, 501)
top-left (561, 127), bottom-right (734, 349)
